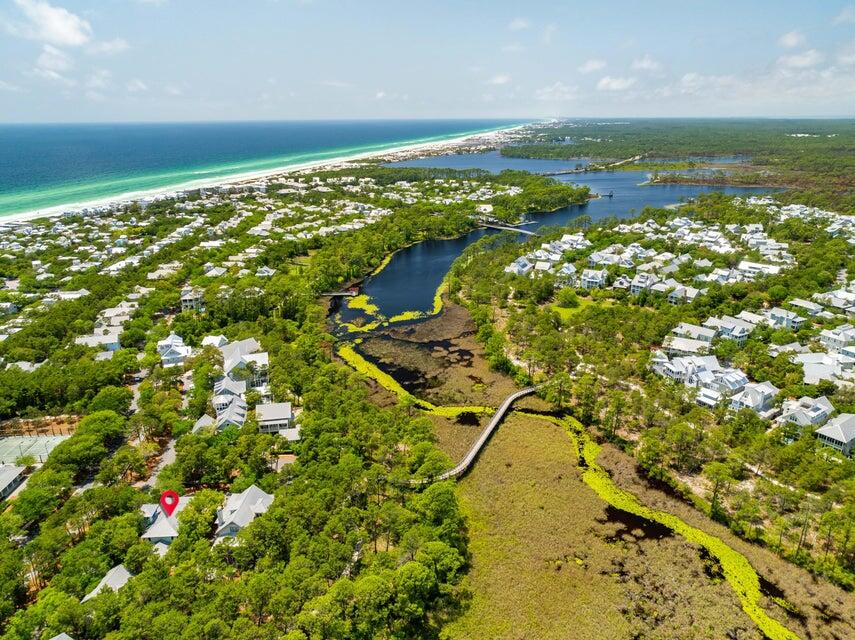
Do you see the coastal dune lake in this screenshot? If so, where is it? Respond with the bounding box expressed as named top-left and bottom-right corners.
top-left (338, 151), bottom-right (775, 322)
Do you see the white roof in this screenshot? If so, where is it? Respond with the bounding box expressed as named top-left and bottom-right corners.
top-left (816, 414), bottom-right (855, 445)
top-left (81, 564), bottom-right (132, 602)
top-left (216, 484), bottom-right (273, 536)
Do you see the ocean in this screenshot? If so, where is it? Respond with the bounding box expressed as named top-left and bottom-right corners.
top-left (0, 119), bottom-right (525, 217)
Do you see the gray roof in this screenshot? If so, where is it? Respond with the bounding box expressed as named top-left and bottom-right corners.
top-left (0, 465), bottom-right (24, 494)
top-left (816, 414), bottom-right (855, 444)
top-left (81, 564), bottom-right (132, 602)
top-left (215, 484), bottom-right (273, 536)
top-left (255, 402), bottom-right (293, 423)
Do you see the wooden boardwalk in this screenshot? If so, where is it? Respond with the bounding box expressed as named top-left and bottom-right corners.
top-left (481, 223), bottom-right (539, 236)
top-left (411, 386), bottom-right (539, 486)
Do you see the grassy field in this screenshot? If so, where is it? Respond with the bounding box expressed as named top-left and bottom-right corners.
top-left (443, 413), bottom-right (762, 640)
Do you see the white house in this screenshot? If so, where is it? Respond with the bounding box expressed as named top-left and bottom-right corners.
top-left (215, 484), bottom-right (274, 540)
top-left (140, 496), bottom-right (192, 545)
top-left (157, 332), bottom-right (192, 368)
top-left (581, 269), bottom-right (607, 290)
top-left (819, 324), bottom-right (855, 353)
top-left (768, 307), bottom-right (805, 331)
top-left (255, 402), bottom-right (295, 435)
top-left (731, 381), bottom-right (780, 415)
top-left (815, 414), bottom-right (855, 456)
top-left (81, 564), bottom-right (132, 603)
top-left (778, 396), bottom-right (834, 428)
top-left (672, 323), bottom-right (716, 344)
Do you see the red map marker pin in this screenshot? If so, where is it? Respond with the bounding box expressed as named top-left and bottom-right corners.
top-left (159, 490), bottom-right (180, 517)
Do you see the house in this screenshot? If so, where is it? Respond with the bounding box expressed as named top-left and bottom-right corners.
top-left (192, 414), bottom-right (216, 433)
top-left (630, 272), bottom-right (659, 295)
top-left (672, 322), bottom-right (716, 344)
top-left (663, 335), bottom-right (709, 357)
top-left (819, 324), bottom-right (855, 353)
top-left (201, 334), bottom-right (228, 349)
top-left (703, 315), bottom-right (754, 346)
top-left (611, 274), bottom-right (631, 290)
top-left (505, 256), bottom-right (533, 276)
top-left (791, 351), bottom-right (855, 385)
top-left (81, 564), bottom-right (132, 603)
top-left (140, 496), bottom-right (192, 545)
top-left (789, 298), bottom-right (823, 316)
top-left (157, 332), bottom-right (192, 368)
top-left (0, 465), bottom-right (25, 500)
top-left (180, 287), bottom-right (205, 312)
top-left (668, 285), bottom-right (701, 305)
top-left (217, 397), bottom-right (247, 429)
top-left (215, 484), bottom-right (274, 540)
top-left (580, 269), bottom-right (607, 290)
top-left (768, 307), bottom-right (805, 331)
top-left (815, 414), bottom-right (855, 456)
top-left (255, 402), bottom-right (295, 435)
top-left (256, 266), bottom-right (276, 277)
top-left (48, 634), bottom-right (76, 640)
top-left (778, 396), bottom-right (834, 428)
top-left (555, 263), bottom-right (577, 284)
top-left (212, 377), bottom-right (247, 413)
top-left (74, 331), bottom-right (121, 352)
top-left (730, 381), bottom-right (780, 415)
top-left (221, 338), bottom-right (268, 386)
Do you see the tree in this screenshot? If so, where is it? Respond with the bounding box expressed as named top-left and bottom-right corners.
top-left (703, 461), bottom-right (735, 520)
top-left (87, 386), bottom-right (133, 415)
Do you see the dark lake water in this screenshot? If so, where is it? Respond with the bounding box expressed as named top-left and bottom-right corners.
top-left (339, 151), bottom-right (775, 323)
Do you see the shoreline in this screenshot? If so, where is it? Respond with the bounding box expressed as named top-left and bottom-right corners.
top-left (1, 123), bottom-right (529, 225)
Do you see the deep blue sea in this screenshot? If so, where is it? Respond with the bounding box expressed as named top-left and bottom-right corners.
top-left (0, 119), bottom-right (526, 216)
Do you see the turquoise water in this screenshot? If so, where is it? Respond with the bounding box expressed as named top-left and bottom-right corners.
top-left (0, 120), bottom-right (527, 216)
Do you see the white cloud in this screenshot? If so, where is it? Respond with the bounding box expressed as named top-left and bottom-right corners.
top-left (86, 69), bottom-right (111, 89)
top-left (534, 81), bottom-right (577, 101)
top-left (508, 17), bottom-right (529, 31)
top-left (596, 75), bottom-right (636, 91)
top-left (0, 80), bottom-right (23, 92)
top-left (487, 74), bottom-right (511, 85)
top-left (778, 31), bottom-right (805, 48)
top-left (658, 72), bottom-right (738, 98)
top-left (777, 49), bottom-right (824, 68)
top-left (126, 78), bottom-right (148, 92)
top-left (165, 84), bottom-right (183, 96)
top-left (542, 24), bottom-right (557, 45)
top-left (89, 37), bottom-right (129, 55)
top-left (839, 41), bottom-right (855, 66)
top-left (36, 43), bottom-right (71, 72)
top-left (375, 90), bottom-right (386, 99)
top-left (834, 5), bottom-right (855, 24)
top-left (319, 79), bottom-right (351, 88)
top-left (10, 0), bottom-right (92, 46)
top-left (502, 43), bottom-right (525, 53)
top-left (29, 67), bottom-right (74, 85)
top-left (578, 58), bottom-right (606, 74)
top-left (631, 54), bottom-right (660, 72)
top-left (85, 89), bottom-right (105, 101)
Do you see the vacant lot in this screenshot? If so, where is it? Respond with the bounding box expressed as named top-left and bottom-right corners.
top-left (443, 413), bottom-right (763, 640)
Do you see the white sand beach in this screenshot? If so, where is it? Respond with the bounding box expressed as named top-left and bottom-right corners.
top-left (1, 125), bottom-right (527, 226)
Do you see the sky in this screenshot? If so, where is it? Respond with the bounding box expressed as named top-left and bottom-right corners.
top-left (1, 0), bottom-right (854, 122)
